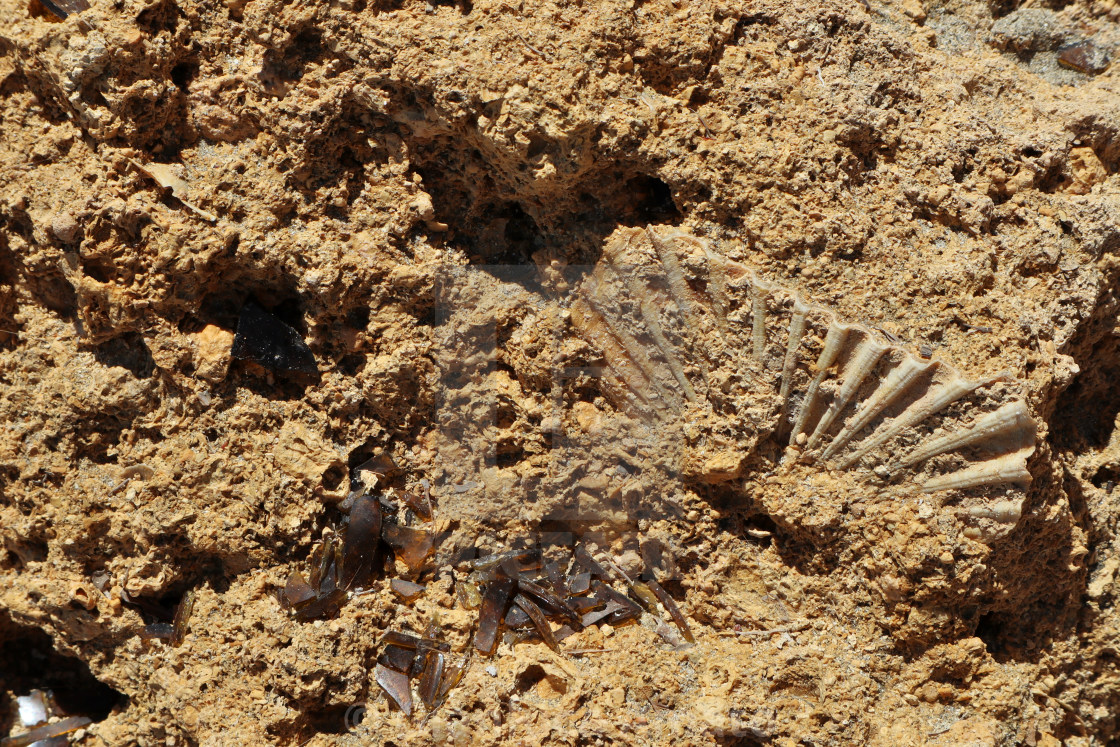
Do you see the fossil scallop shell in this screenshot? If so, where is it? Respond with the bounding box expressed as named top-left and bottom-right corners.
top-left (571, 226), bottom-right (1037, 529)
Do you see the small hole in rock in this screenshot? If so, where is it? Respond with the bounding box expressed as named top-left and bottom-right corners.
top-left (306, 704), bottom-right (352, 734)
top-left (515, 664), bottom-right (547, 691)
top-left (621, 175), bottom-right (682, 225)
top-left (346, 306), bottom-right (370, 330)
top-left (93, 332), bottom-right (156, 379)
top-left (170, 61), bottom-right (198, 91)
top-left (322, 465), bottom-right (346, 492)
top-left (0, 613), bottom-right (124, 724)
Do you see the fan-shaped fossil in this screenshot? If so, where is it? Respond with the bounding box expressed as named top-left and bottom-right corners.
top-left (571, 227), bottom-right (1037, 533)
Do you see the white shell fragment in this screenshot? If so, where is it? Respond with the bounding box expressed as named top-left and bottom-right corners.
top-left (572, 226), bottom-right (1038, 528)
top-left (962, 499), bottom-right (1023, 523)
top-left (895, 400), bottom-right (1036, 472)
top-left (805, 335), bottom-right (888, 452)
top-left (920, 450), bottom-right (1033, 493)
top-left (131, 160), bottom-right (217, 222)
top-left (821, 356), bottom-right (935, 461)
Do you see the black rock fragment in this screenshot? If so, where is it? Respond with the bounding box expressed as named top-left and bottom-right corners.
top-left (230, 301), bottom-right (317, 374)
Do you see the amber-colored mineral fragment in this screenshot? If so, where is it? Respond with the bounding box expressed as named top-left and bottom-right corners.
top-left (381, 630), bottom-right (449, 653)
top-left (504, 605), bottom-right (532, 628)
top-left (508, 628), bottom-right (542, 645)
top-left (390, 578), bottom-right (425, 602)
top-left (375, 664), bottom-right (413, 716)
top-left (317, 551), bottom-right (339, 597)
top-left (293, 589), bottom-right (346, 621)
top-left (567, 595), bottom-right (604, 614)
top-left (581, 600), bottom-right (627, 628)
top-left (379, 644), bottom-right (417, 673)
top-left (0, 716), bottom-right (92, 747)
top-left (647, 578), bottom-right (694, 642)
top-left (574, 545), bottom-right (609, 578)
top-left (418, 650), bottom-right (446, 709)
top-left (1057, 41), bottom-right (1111, 74)
top-left (517, 579), bottom-right (580, 624)
top-left (567, 572), bottom-right (592, 595)
top-left (140, 622), bottom-right (175, 641)
top-left (342, 495), bottom-right (382, 589)
top-left (398, 490), bottom-right (433, 521)
top-left (474, 577), bottom-right (515, 656)
top-left (593, 582), bottom-right (643, 624)
top-left (499, 556), bottom-right (532, 580)
top-left (171, 589), bottom-right (195, 647)
top-left (470, 548), bottom-right (540, 572)
top-left (381, 631), bottom-right (422, 649)
top-left (309, 536), bottom-right (339, 591)
top-left (458, 579), bottom-right (483, 609)
top-left (381, 523), bottom-right (434, 571)
top-left (513, 593), bottom-right (560, 653)
top-left (544, 561), bottom-right (566, 596)
top-left (354, 453), bottom-right (402, 485)
top-left (433, 656), bottom-right (467, 711)
top-left (629, 580), bottom-right (660, 613)
top-left (282, 572), bottom-right (317, 609)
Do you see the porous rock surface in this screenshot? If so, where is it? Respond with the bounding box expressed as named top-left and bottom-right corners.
top-left (0, 0), bottom-right (1119, 743)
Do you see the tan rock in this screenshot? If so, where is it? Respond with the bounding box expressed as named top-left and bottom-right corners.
top-left (274, 421), bottom-right (345, 499)
top-left (192, 324), bottom-right (235, 384)
top-left (1066, 147), bottom-right (1108, 195)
